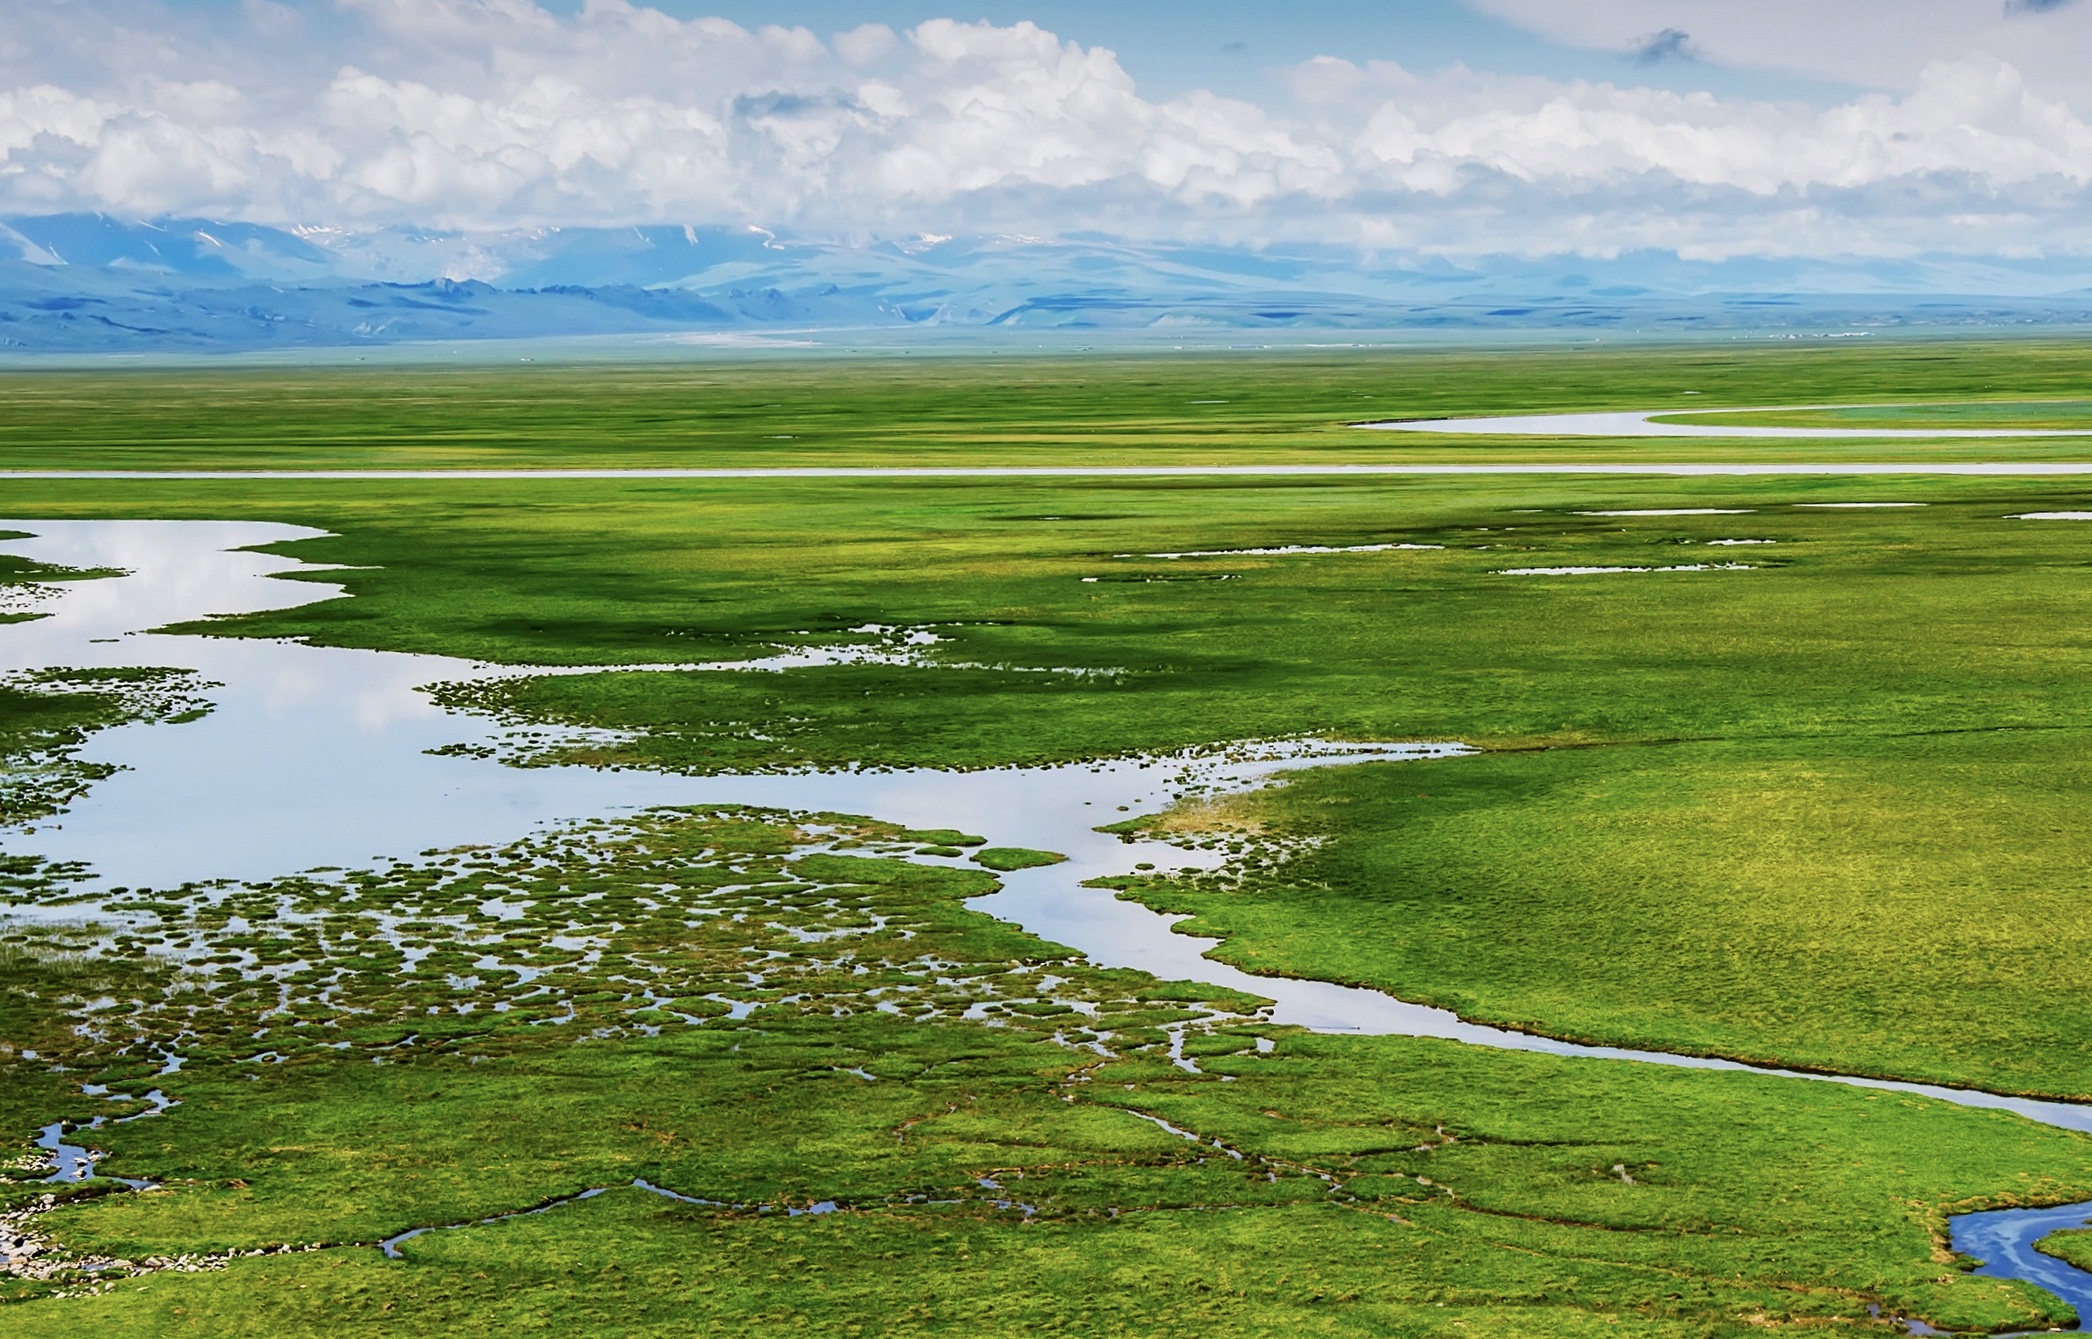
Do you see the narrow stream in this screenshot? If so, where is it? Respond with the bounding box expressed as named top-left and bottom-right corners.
top-left (38, 1087), bottom-right (172, 1188)
top-left (9, 518), bottom-right (2092, 1315)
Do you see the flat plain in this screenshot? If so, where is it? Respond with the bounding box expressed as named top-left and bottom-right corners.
top-left (8, 339), bottom-right (2092, 1335)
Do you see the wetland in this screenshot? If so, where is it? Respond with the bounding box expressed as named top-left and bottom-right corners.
top-left (12, 341), bottom-right (2092, 1335)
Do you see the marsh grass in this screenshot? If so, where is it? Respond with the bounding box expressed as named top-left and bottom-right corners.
top-left (1, 808), bottom-right (2086, 1335)
top-left (13, 340), bottom-right (2092, 471)
top-left (11, 346), bottom-right (2092, 1332)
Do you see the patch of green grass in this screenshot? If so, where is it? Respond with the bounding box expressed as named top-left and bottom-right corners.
top-left (2037, 1228), bottom-right (2092, 1271)
top-left (970, 848), bottom-right (1067, 872)
top-left (1, 1184), bottom-right (2045, 1338)
top-left (1108, 728), bottom-right (2092, 1098)
top-left (3, 819), bottom-right (2087, 1334)
top-left (898, 830), bottom-right (985, 848)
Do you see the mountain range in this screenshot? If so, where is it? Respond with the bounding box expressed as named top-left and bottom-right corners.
top-left (6, 214), bottom-right (2092, 354)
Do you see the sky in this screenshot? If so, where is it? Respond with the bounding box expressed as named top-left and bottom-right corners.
top-left (6, 0), bottom-right (2092, 263)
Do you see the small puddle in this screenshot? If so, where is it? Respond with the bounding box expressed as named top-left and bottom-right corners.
top-left (36, 1123), bottom-right (102, 1186)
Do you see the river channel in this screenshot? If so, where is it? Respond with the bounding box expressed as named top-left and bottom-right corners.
top-left (9, 518), bottom-right (2092, 1320)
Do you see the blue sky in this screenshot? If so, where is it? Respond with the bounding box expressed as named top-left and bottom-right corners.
top-left (155, 0), bottom-right (1867, 100)
top-left (538, 0), bottom-right (1731, 95)
top-left (6, 0), bottom-right (2092, 265)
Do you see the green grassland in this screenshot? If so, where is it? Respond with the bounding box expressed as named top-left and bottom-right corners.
top-left (2, 807), bottom-right (2086, 1336)
top-left (7, 339), bottom-right (2092, 472)
top-left (1107, 730), bottom-right (2092, 1097)
top-left (8, 341), bottom-right (2092, 1332)
top-left (1662, 399), bottom-right (2092, 430)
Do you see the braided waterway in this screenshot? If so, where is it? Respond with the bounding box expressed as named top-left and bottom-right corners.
top-left (8, 518), bottom-right (2092, 1134)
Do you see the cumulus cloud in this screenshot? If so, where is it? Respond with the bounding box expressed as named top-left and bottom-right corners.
top-left (7, 0), bottom-right (2092, 259)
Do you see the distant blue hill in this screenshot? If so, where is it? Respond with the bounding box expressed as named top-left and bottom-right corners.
top-left (6, 214), bottom-right (2092, 353)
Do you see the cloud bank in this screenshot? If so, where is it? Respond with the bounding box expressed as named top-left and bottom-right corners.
top-left (9, 0), bottom-right (2092, 260)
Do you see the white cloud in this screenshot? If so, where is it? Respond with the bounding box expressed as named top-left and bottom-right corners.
top-left (6, 0), bottom-right (2092, 260)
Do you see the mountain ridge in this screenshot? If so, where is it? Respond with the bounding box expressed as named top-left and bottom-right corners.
top-left (8, 214), bottom-right (2092, 353)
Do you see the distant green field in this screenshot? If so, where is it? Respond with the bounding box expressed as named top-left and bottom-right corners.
top-left (5, 338), bottom-right (2092, 470)
top-left (10, 342), bottom-right (2092, 1334)
top-left (1662, 398), bottom-right (2092, 430)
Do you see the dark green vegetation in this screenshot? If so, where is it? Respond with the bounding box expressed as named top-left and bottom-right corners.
top-left (10, 342), bottom-right (2092, 1332)
top-left (5, 339), bottom-right (2092, 472)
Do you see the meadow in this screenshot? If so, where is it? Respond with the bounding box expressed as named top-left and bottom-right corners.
top-left (8, 340), bottom-right (2092, 1334)
top-left (6, 338), bottom-right (2092, 470)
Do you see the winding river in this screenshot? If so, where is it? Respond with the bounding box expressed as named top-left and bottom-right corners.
top-left (9, 518), bottom-right (2092, 1317)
